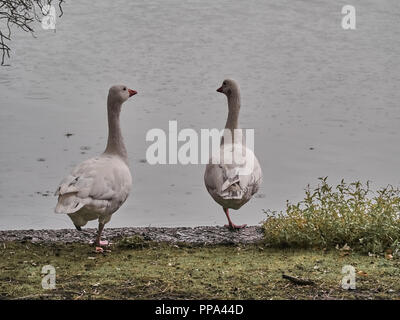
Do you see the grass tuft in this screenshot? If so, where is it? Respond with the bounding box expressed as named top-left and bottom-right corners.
top-left (263, 177), bottom-right (400, 254)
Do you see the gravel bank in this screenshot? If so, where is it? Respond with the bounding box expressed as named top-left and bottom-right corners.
top-left (0, 226), bottom-right (264, 245)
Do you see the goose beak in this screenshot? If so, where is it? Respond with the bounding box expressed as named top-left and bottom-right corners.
top-left (128, 89), bottom-right (137, 97)
top-left (216, 86), bottom-right (223, 93)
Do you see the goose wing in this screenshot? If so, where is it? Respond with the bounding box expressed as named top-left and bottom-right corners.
top-left (55, 155), bottom-right (132, 214)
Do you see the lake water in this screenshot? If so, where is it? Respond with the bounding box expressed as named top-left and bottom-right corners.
top-left (0, 0), bottom-right (399, 230)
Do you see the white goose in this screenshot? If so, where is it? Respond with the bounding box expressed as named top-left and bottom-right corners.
top-left (55, 85), bottom-right (136, 250)
top-left (204, 79), bottom-right (262, 230)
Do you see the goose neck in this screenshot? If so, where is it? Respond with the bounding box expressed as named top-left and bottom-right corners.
top-left (104, 100), bottom-right (128, 161)
top-left (225, 91), bottom-right (241, 131)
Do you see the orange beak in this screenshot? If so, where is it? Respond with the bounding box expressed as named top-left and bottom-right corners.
top-left (128, 89), bottom-right (137, 97)
top-left (216, 86), bottom-right (223, 93)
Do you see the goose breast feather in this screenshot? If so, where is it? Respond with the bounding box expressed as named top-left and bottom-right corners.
top-left (55, 155), bottom-right (132, 216)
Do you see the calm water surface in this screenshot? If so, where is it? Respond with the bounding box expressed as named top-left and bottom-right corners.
top-left (0, 0), bottom-right (399, 229)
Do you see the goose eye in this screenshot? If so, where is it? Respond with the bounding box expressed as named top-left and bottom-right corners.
top-left (123, 87), bottom-right (127, 91)
top-left (223, 82), bottom-right (226, 85)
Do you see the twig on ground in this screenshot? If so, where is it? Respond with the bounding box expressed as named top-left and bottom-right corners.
top-left (282, 274), bottom-right (315, 286)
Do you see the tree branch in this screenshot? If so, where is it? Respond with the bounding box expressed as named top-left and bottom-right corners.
top-left (0, 0), bottom-right (65, 65)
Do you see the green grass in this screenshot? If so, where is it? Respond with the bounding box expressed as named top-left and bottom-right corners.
top-left (263, 178), bottom-right (400, 254)
top-left (0, 238), bottom-right (399, 300)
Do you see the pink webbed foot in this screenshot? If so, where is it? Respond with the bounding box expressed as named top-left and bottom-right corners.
top-left (93, 240), bottom-right (109, 253)
top-left (97, 240), bottom-right (109, 246)
top-left (224, 223), bottom-right (247, 230)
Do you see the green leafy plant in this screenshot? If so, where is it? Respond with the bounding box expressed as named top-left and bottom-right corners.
top-left (263, 177), bottom-right (400, 254)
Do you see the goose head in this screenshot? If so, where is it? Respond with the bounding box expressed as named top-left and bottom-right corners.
top-left (108, 85), bottom-right (137, 105)
top-left (216, 79), bottom-right (239, 96)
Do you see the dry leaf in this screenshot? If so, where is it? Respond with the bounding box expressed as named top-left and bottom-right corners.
top-left (385, 254), bottom-right (393, 260)
top-left (341, 244), bottom-right (351, 251)
top-left (357, 270), bottom-right (368, 277)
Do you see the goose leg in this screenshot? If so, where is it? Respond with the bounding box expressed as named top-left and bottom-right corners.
top-left (223, 208), bottom-right (247, 230)
top-left (95, 223), bottom-right (108, 252)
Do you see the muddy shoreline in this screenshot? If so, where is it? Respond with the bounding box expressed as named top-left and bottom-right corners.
top-left (0, 226), bottom-right (264, 245)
